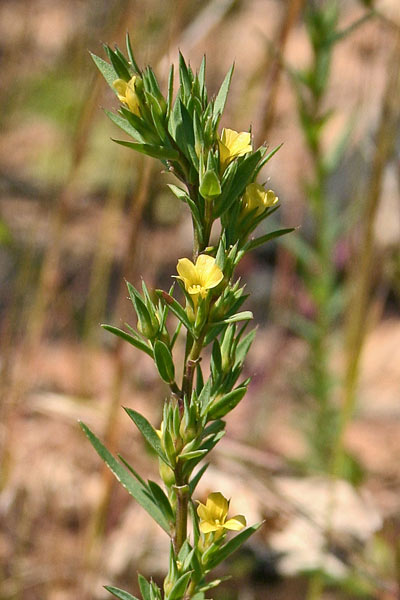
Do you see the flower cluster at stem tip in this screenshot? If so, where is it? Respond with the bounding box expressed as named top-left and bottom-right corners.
top-left (197, 492), bottom-right (246, 536)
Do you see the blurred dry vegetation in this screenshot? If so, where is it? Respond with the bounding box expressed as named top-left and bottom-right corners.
top-left (1, 0), bottom-right (400, 599)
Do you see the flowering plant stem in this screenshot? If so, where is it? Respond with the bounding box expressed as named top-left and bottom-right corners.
top-left (81, 37), bottom-right (291, 600)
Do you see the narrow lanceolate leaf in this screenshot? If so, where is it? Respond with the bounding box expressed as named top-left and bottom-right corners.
top-left (179, 449), bottom-right (208, 462)
top-left (168, 98), bottom-right (197, 166)
top-left (153, 340), bottom-right (175, 384)
top-left (213, 63), bottom-right (234, 118)
top-left (104, 44), bottom-right (131, 80)
top-left (254, 143), bottom-right (283, 177)
top-left (244, 228), bottom-right (294, 252)
top-left (215, 311), bottom-right (253, 325)
top-left (168, 571), bottom-right (193, 600)
top-left (189, 463), bottom-right (209, 495)
top-left (125, 32), bottom-right (141, 74)
top-left (206, 522), bottom-right (264, 569)
top-left (234, 328), bottom-right (257, 367)
top-left (157, 290), bottom-right (193, 332)
top-left (207, 387), bottom-right (247, 420)
top-left (101, 324), bottom-right (153, 358)
top-left (90, 52), bottom-right (118, 90)
top-left (105, 110), bottom-right (145, 143)
top-left (112, 139), bottom-right (179, 161)
top-left (104, 586), bottom-right (140, 600)
top-left (79, 422), bottom-right (169, 533)
top-left (147, 480), bottom-right (174, 523)
top-left (124, 407), bottom-right (172, 467)
top-left (138, 575), bottom-right (151, 600)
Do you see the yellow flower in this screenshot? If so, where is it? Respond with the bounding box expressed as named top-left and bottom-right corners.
top-left (112, 76), bottom-right (141, 116)
top-left (176, 255), bottom-right (223, 299)
top-left (218, 128), bottom-right (252, 171)
top-left (242, 182), bottom-right (278, 216)
top-left (197, 492), bottom-right (246, 534)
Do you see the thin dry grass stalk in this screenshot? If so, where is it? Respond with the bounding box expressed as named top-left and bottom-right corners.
top-left (333, 28), bottom-right (400, 477)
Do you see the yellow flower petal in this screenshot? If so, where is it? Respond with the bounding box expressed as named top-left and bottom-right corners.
top-left (112, 76), bottom-right (140, 116)
top-left (196, 255), bottom-right (223, 289)
top-left (197, 502), bottom-right (208, 520)
top-left (224, 515), bottom-right (246, 531)
top-left (176, 255), bottom-right (223, 298)
top-left (176, 257), bottom-right (198, 288)
top-left (242, 183), bottom-right (278, 216)
top-left (205, 492), bottom-right (229, 522)
top-left (199, 520), bottom-right (221, 534)
top-left (125, 76), bottom-right (140, 115)
top-left (113, 78), bottom-right (127, 94)
top-left (219, 128), bottom-right (252, 170)
top-left (218, 140), bottom-right (231, 170)
top-left (265, 189), bottom-right (278, 207)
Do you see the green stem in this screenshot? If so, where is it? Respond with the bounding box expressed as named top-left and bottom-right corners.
top-left (181, 334), bottom-right (204, 402)
top-left (173, 482), bottom-right (189, 554)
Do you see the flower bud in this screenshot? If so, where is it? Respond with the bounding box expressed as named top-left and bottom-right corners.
top-left (112, 75), bottom-right (142, 116)
top-left (242, 182), bottom-right (278, 216)
top-left (159, 457), bottom-right (175, 488)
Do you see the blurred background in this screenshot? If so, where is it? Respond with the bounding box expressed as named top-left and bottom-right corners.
top-left (1, 0), bottom-right (400, 598)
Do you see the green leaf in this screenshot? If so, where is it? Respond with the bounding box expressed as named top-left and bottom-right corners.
top-left (168, 98), bottom-right (197, 166)
top-left (234, 328), bottom-right (256, 367)
top-left (118, 454), bottom-right (147, 486)
top-left (148, 480), bottom-right (174, 523)
top-left (214, 311), bottom-right (253, 325)
top-left (153, 340), bottom-right (175, 384)
top-left (125, 32), bottom-right (141, 74)
top-left (253, 143), bottom-right (283, 178)
top-left (206, 522), bottom-right (263, 569)
top-left (167, 64), bottom-right (174, 116)
top-left (198, 378), bottom-right (212, 416)
top-left (101, 324), bottom-right (153, 358)
top-left (79, 422), bottom-right (169, 532)
top-left (157, 290), bottom-right (193, 332)
top-left (167, 185), bottom-right (203, 233)
top-left (244, 228), bottom-right (294, 252)
top-left (168, 571), bottom-right (193, 600)
top-left (104, 44), bottom-right (131, 80)
top-left (216, 149), bottom-right (266, 218)
top-left (189, 463), bottom-right (209, 495)
top-left (207, 387), bottom-right (247, 420)
top-left (138, 575), bottom-right (151, 600)
top-left (105, 110), bottom-right (145, 143)
top-left (178, 51), bottom-right (192, 99)
top-left (198, 55), bottom-right (206, 96)
top-left (199, 169), bottom-right (221, 198)
top-left (90, 52), bottom-right (118, 90)
top-left (213, 63), bottom-right (234, 118)
top-left (179, 449), bottom-right (208, 462)
top-left (127, 282), bottom-right (158, 339)
top-left (112, 139), bottom-right (179, 161)
top-left (124, 407), bottom-right (171, 467)
top-left (105, 586), bottom-right (140, 600)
